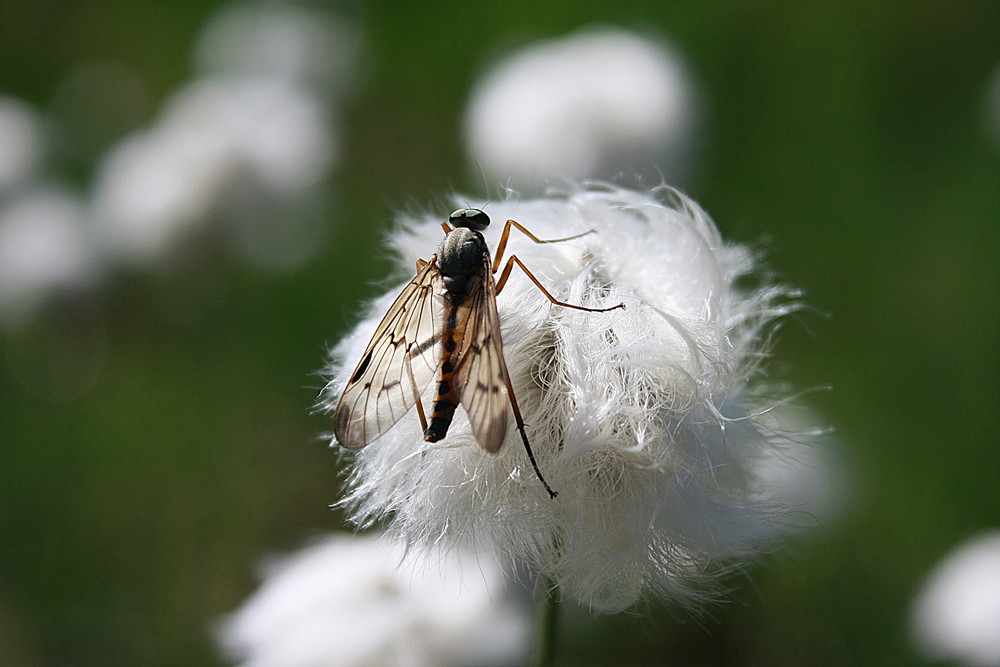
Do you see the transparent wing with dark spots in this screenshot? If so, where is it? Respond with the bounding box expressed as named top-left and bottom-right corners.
top-left (454, 266), bottom-right (511, 453)
top-left (334, 262), bottom-right (443, 448)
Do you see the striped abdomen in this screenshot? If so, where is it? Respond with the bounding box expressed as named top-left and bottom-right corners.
top-left (423, 301), bottom-right (469, 442)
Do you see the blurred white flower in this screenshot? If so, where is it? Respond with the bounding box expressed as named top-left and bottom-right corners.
top-left (217, 533), bottom-right (531, 667)
top-left (86, 1), bottom-right (362, 270)
top-left (987, 61), bottom-right (1000, 147)
top-left (161, 77), bottom-right (334, 193)
top-left (195, 0), bottom-right (363, 92)
top-left (911, 531), bottom-right (1000, 666)
top-left (0, 96), bottom-right (45, 191)
top-left (323, 183), bottom-right (820, 612)
top-left (91, 76), bottom-right (335, 264)
top-left (0, 186), bottom-right (98, 322)
top-left (465, 27), bottom-right (699, 191)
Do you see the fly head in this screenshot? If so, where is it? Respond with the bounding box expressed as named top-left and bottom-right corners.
top-left (449, 208), bottom-right (490, 232)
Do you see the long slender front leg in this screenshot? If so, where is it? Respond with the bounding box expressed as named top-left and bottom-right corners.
top-left (494, 255), bottom-right (625, 313)
top-left (491, 219), bottom-right (594, 273)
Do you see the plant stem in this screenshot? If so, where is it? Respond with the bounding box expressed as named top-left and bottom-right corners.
top-left (532, 577), bottom-right (559, 667)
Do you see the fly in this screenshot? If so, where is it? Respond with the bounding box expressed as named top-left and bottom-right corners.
top-left (333, 208), bottom-right (624, 498)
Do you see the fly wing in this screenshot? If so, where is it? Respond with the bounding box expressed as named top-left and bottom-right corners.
top-left (454, 265), bottom-right (511, 453)
top-left (334, 261), bottom-right (443, 448)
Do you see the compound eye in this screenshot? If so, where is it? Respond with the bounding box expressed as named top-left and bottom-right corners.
top-left (448, 208), bottom-right (490, 232)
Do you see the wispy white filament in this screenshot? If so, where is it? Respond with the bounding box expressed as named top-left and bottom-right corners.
top-left (217, 533), bottom-right (531, 667)
top-left (323, 183), bottom-right (820, 612)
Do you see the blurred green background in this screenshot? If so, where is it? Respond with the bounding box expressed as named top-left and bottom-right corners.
top-left (1, 1), bottom-right (998, 664)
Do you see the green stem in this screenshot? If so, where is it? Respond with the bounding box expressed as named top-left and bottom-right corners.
top-left (532, 578), bottom-right (560, 667)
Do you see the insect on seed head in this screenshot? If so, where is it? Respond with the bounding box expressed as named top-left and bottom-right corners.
top-left (449, 208), bottom-right (491, 232)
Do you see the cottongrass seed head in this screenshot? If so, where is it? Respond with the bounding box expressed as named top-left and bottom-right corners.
top-left (217, 532), bottom-right (531, 666)
top-left (910, 531), bottom-right (1000, 666)
top-left (321, 182), bottom-right (822, 612)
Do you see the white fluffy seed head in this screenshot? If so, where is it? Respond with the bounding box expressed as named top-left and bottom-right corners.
top-left (464, 27), bottom-right (699, 190)
top-left (322, 182), bottom-right (824, 612)
top-left (910, 531), bottom-right (1000, 666)
top-left (217, 533), bottom-right (531, 667)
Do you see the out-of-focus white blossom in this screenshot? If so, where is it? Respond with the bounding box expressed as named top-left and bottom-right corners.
top-left (323, 183), bottom-right (820, 612)
top-left (91, 76), bottom-right (335, 264)
top-left (217, 533), bottom-right (531, 667)
top-left (911, 531), bottom-right (1000, 666)
top-left (0, 96), bottom-right (45, 191)
top-left (465, 27), bottom-right (698, 191)
top-left (87, 1), bottom-right (361, 270)
top-left (987, 62), bottom-right (1000, 147)
top-left (0, 186), bottom-right (98, 321)
top-left (195, 1), bottom-right (362, 92)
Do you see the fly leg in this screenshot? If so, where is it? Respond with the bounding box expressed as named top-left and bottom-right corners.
top-left (491, 219), bottom-right (625, 312)
top-left (492, 348), bottom-right (558, 499)
top-left (490, 219), bottom-right (593, 273)
top-left (494, 255), bottom-right (625, 312)
top-left (511, 409), bottom-right (558, 500)
top-left (403, 352), bottom-right (428, 432)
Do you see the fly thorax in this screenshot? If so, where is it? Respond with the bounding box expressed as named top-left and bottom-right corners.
top-left (437, 228), bottom-right (488, 299)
